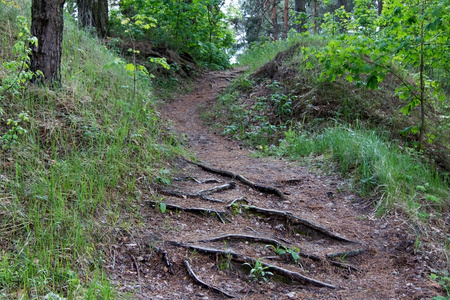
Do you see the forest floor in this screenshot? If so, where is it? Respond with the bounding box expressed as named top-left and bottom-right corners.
top-left (107, 69), bottom-right (443, 299)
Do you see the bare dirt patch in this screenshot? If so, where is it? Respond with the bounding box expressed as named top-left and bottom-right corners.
top-left (106, 69), bottom-right (443, 299)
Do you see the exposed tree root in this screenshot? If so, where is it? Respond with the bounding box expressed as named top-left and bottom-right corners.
top-left (197, 234), bottom-right (287, 248)
top-left (197, 234), bottom-right (324, 263)
top-left (158, 182), bottom-right (235, 202)
top-left (184, 260), bottom-right (236, 298)
top-left (147, 201), bottom-right (231, 224)
top-left (186, 160), bottom-right (286, 199)
top-left (240, 205), bottom-right (354, 243)
top-left (169, 242), bottom-right (336, 289)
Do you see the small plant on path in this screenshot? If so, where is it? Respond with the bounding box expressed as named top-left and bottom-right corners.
top-left (243, 258), bottom-right (273, 282)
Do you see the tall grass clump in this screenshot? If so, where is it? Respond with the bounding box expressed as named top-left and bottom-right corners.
top-left (273, 126), bottom-right (449, 220)
top-left (0, 3), bottom-right (181, 299)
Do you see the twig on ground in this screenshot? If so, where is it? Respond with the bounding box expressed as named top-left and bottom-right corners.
top-left (227, 197), bottom-right (249, 208)
top-left (128, 252), bottom-right (142, 294)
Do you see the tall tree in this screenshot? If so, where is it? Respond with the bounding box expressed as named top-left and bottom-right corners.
top-left (377, 0), bottom-right (383, 15)
top-left (294, 0), bottom-right (306, 32)
top-left (77, 0), bottom-right (109, 38)
top-left (271, 0), bottom-right (279, 40)
top-left (282, 0), bottom-right (289, 38)
top-left (30, 0), bottom-right (66, 84)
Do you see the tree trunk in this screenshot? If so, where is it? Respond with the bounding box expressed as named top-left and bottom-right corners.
top-left (77, 0), bottom-right (109, 38)
top-left (30, 0), bottom-right (66, 85)
top-left (294, 0), bottom-right (306, 33)
top-left (93, 0), bottom-right (108, 38)
top-left (418, 1), bottom-right (425, 150)
top-left (283, 0), bottom-right (289, 38)
top-left (271, 0), bottom-right (278, 40)
top-left (378, 0), bottom-right (383, 15)
top-left (314, 0), bottom-right (317, 34)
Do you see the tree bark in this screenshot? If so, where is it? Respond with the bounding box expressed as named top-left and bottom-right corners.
top-left (378, 0), bottom-right (383, 15)
top-left (314, 0), bottom-right (317, 34)
top-left (271, 0), bottom-right (278, 40)
top-left (77, 0), bottom-right (109, 38)
top-left (31, 0), bottom-right (66, 85)
top-left (282, 0), bottom-right (289, 39)
top-left (294, 0), bottom-right (306, 33)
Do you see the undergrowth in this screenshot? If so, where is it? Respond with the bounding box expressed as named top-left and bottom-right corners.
top-left (212, 34), bottom-right (450, 272)
top-left (0, 3), bottom-right (181, 299)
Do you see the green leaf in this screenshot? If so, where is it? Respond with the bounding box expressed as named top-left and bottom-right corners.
top-left (366, 74), bottom-right (379, 89)
top-left (125, 64), bottom-right (135, 72)
top-left (160, 202), bottom-right (166, 213)
top-left (400, 105), bottom-right (411, 115)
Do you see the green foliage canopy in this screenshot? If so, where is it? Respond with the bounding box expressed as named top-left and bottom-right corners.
top-left (312, 0), bottom-right (449, 149)
top-left (111, 0), bottom-right (235, 69)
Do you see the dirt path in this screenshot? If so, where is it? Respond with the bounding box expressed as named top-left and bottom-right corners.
top-left (108, 70), bottom-right (438, 299)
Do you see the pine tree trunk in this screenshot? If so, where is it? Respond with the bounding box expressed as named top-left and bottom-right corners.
top-left (283, 0), bottom-right (289, 39)
top-left (272, 0), bottom-right (278, 40)
top-left (77, 0), bottom-right (109, 38)
top-left (30, 0), bottom-right (66, 85)
top-left (314, 0), bottom-right (317, 34)
top-left (378, 0), bottom-right (383, 15)
top-left (294, 0), bottom-right (306, 33)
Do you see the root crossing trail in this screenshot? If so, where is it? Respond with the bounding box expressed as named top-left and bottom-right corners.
top-left (109, 70), bottom-right (436, 299)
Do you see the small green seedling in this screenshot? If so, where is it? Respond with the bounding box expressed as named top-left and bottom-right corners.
top-left (243, 258), bottom-right (273, 282)
top-left (265, 244), bottom-right (301, 264)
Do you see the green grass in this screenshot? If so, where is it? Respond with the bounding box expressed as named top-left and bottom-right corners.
top-left (0, 2), bottom-right (182, 299)
top-left (213, 30), bottom-right (450, 272)
top-left (268, 126), bottom-right (449, 218)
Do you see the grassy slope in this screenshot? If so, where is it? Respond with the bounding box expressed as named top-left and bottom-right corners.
top-left (214, 36), bottom-right (449, 271)
top-left (1, 3), bottom-right (181, 299)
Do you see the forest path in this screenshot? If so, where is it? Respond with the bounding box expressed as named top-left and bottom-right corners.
top-left (109, 70), bottom-right (436, 299)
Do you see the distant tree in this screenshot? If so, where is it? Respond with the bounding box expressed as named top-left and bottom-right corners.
top-left (30, 0), bottom-right (66, 84)
top-left (377, 0), bottom-right (382, 15)
top-left (283, 0), bottom-right (289, 38)
top-left (294, 0), bottom-right (307, 32)
top-left (270, 0), bottom-right (279, 40)
top-left (77, 0), bottom-right (109, 38)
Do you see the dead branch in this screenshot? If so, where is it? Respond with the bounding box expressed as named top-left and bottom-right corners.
top-left (128, 252), bottom-right (142, 294)
top-left (170, 242), bottom-right (336, 289)
top-left (187, 160), bottom-right (285, 199)
top-left (326, 249), bottom-right (365, 259)
top-left (183, 260), bottom-right (236, 298)
top-left (242, 205), bottom-right (354, 243)
top-left (198, 182), bottom-right (236, 195)
top-left (199, 195), bottom-right (225, 203)
top-left (227, 197), bottom-right (249, 208)
top-left (147, 201), bottom-right (230, 224)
